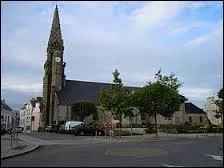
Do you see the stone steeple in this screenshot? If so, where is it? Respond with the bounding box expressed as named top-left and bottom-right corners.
top-left (48, 5), bottom-right (63, 49)
top-left (43, 5), bottom-right (66, 126)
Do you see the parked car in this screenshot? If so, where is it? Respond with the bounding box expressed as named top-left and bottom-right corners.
top-left (58, 125), bottom-right (65, 134)
top-left (64, 121), bottom-right (85, 134)
top-left (71, 123), bottom-right (105, 136)
top-left (45, 125), bottom-right (53, 132)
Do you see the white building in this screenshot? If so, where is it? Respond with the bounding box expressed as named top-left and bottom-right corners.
top-left (1, 99), bottom-right (13, 130)
top-left (203, 97), bottom-right (222, 126)
top-left (19, 104), bottom-right (27, 129)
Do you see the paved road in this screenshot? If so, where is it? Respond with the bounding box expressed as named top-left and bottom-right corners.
top-left (1, 136), bottom-right (223, 167)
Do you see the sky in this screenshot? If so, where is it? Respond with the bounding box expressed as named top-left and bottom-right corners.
top-left (1, 1), bottom-right (223, 111)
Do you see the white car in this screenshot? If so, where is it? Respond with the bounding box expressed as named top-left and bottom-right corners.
top-left (64, 121), bottom-right (84, 134)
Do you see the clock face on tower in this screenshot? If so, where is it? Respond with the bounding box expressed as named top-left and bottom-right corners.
top-left (55, 57), bottom-right (61, 63)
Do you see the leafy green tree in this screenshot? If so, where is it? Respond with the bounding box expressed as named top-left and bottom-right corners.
top-left (71, 100), bottom-right (97, 121)
top-left (99, 69), bottom-right (131, 137)
top-left (123, 107), bottom-right (139, 136)
top-left (215, 88), bottom-right (223, 126)
top-left (132, 69), bottom-right (183, 136)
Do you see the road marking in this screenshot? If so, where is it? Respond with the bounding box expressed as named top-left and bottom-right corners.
top-left (205, 154), bottom-right (223, 161)
top-left (161, 163), bottom-right (183, 167)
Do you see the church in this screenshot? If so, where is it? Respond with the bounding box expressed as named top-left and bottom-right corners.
top-left (42, 6), bottom-right (138, 127)
top-left (42, 6), bottom-right (193, 128)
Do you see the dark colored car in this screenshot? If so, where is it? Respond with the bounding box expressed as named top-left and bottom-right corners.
top-left (71, 124), bottom-right (105, 136)
top-left (45, 124), bottom-right (59, 133)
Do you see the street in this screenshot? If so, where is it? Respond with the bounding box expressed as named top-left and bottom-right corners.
top-left (1, 133), bottom-right (223, 167)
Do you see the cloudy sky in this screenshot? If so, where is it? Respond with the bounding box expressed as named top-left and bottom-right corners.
top-left (1, 1), bottom-right (223, 110)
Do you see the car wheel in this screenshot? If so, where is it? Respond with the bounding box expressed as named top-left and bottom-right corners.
top-left (80, 131), bottom-right (84, 136)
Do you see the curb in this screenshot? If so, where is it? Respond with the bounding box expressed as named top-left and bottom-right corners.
top-left (1, 144), bottom-right (40, 160)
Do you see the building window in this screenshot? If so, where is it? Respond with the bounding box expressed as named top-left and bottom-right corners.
top-left (189, 116), bottom-right (192, 123)
top-left (200, 116), bottom-right (203, 123)
top-left (1, 115), bottom-right (3, 122)
top-left (5, 115), bottom-right (7, 122)
top-left (31, 116), bottom-right (35, 122)
top-left (8, 116), bottom-right (9, 123)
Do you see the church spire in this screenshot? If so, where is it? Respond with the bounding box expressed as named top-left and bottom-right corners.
top-left (48, 5), bottom-right (63, 48)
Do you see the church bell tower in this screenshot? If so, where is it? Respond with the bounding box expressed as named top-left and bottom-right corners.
top-left (42, 5), bottom-right (66, 126)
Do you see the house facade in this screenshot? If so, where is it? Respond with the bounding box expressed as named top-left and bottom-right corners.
top-left (31, 101), bottom-right (43, 131)
top-left (145, 102), bottom-right (208, 126)
top-left (1, 99), bottom-right (13, 130)
top-left (96, 102), bottom-right (208, 128)
top-left (19, 97), bottom-right (43, 132)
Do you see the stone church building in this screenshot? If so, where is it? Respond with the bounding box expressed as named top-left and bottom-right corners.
top-left (43, 6), bottom-right (206, 129)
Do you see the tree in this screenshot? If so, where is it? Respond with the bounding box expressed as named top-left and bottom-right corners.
top-left (99, 69), bottom-right (131, 137)
top-left (218, 88), bottom-right (223, 99)
top-left (71, 100), bottom-right (97, 121)
top-left (215, 88), bottom-right (223, 126)
top-left (132, 69), bottom-right (183, 136)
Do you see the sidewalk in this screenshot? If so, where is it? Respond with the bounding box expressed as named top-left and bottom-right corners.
top-left (1, 134), bottom-right (40, 160)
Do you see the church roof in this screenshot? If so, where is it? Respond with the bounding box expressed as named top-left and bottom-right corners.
top-left (57, 80), bottom-right (187, 106)
top-left (56, 80), bottom-right (139, 106)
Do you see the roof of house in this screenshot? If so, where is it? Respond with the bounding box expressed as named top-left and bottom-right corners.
top-left (57, 80), bottom-right (186, 106)
top-left (1, 100), bottom-right (12, 111)
top-left (30, 99), bottom-right (38, 108)
top-left (185, 102), bottom-right (206, 114)
top-left (30, 97), bottom-right (43, 109)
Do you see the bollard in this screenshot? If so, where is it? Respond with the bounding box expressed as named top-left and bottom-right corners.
top-left (10, 134), bottom-right (13, 149)
top-left (16, 133), bottom-right (19, 144)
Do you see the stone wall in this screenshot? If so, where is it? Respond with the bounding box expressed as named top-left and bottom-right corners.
top-left (57, 105), bottom-right (71, 121)
top-left (183, 113), bottom-right (208, 126)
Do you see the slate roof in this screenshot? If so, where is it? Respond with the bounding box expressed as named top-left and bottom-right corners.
top-left (1, 100), bottom-right (12, 111)
top-left (185, 102), bottom-right (206, 114)
top-left (57, 80), bottom-right (139, 105)
top-left (30, 97), bottom-right (43, 110)
top-left (30, 99), bottom-right (38, 108)
top-left (57, 80), bottom-right (187, 106)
